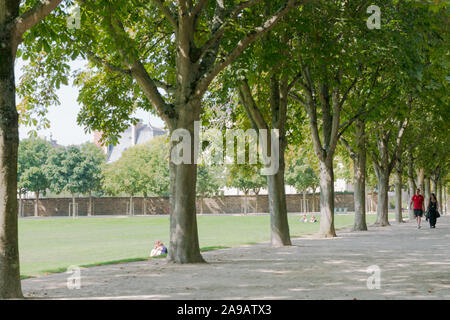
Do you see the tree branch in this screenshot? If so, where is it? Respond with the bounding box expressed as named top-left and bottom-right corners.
top-left (289, 92), bottom-right (306, 105)
top-left (86, 51), bottom-right (131, 77)
top-left (338, 76), bottom-right (358, 109)
top-left (105, 5), bottom-right (176, 127)
top-left (192, 0), bottom-right (211, 18)
top-left (11, 0), bottom-right (63, 54)
top-left (238, 79), bottom-right (268, 131)
top-left (195, 0), bottom-right (307, 96)
top-left (151, 0), bottom-right (178, 30)
top-left (340, 137), bottom-right (355, 158)
top-left (389, 118), bottom-right (409, 173)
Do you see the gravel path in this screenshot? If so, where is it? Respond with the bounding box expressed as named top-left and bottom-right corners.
top-left (22, 216), bottom-right (450, 300)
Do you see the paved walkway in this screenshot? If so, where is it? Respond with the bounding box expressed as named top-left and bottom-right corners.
top-left (22, 216), bottom-right (450, 299)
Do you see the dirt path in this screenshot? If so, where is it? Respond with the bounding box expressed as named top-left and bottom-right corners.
top-left (22, 216), bottom-right (450, 300)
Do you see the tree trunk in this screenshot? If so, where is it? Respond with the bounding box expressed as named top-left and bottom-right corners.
top-left (407, 159), bottom-right (416, 221)
top-left (416, 168), bottom-right (424, 194)
top-left (34, 191), bottom-right (39, 217)
top-left (438, 181), bottom-right (443, 213)
top-left (200, 196), bottom-right (203, 215)
top-left (432, 179), bottom-right (437, 195)
top-left (352, 156), bottom-right (367, 231)
top-left (352, 120), bottom-right (367, 231)
top-left (318, 160), bottom-right (337, 237)
top-left (168, 107), bottom-right (204, 263)
top-left (72, 195), bottom-right (76, 218)
top-left (444, 189), bottom-right (447, 215)
top-left (129, 195), bottom-right (133, 216)
top-left (374, 167), bottom-right (390, 226)
top-left (18, 192), bottom-right (22, 218)
top-left (0, 28), bottom-right (23, 298)
top-left (424, 177), bottom-right (431, 209)
top-left (394, 169), bottom-right (403, 223)
top-left (88, 190), bottom-right (92, 216)
top-left (143, 197), bottom-right (146, 215)
top-left (267, 166), bottom-right (291, 246)
top-left (302, 191), bottom-right (306, 213)
top-left (311, 189), bottom-right (316, 212)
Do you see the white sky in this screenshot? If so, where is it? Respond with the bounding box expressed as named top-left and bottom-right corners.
top-left (15, 59), bottom-right (165, 146)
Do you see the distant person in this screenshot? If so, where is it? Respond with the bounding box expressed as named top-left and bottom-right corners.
top-left (310, 215), bottom-right (317, 223)
top-left (150, 240), bottom-right (168, 257)
top-left (410, 189), bottom-right (425, 229)
top-left (426, 193), bottom-right (440, 229)
top-left (301, 214), bottom-right (308, 223)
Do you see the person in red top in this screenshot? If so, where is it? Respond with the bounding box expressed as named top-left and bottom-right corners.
top-left (410, 189), bottom-right (425, 229)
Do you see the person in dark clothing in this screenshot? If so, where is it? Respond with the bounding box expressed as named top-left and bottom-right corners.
top-left (426, 193), bottom-right (440, 229)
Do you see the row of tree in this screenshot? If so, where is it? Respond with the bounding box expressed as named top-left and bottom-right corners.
top-left (17, 139), bottom-right (105, 216)
top-left (0, 0), bottom-right (448, 298)
top-left (17, 135), bottom-right (321, 216)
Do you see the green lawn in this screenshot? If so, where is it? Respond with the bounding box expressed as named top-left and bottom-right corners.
top-left (19, 213), bottom-right (385, 277)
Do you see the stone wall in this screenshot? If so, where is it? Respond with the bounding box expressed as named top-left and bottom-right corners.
top-left (19, 193), bottom-right (357, 217)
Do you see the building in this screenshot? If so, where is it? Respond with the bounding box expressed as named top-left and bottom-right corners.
top-left (94, 121), bottom-right (166, 163)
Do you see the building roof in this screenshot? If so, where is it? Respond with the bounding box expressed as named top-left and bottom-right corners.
top-left (104, 122), bottom-right (166, 163)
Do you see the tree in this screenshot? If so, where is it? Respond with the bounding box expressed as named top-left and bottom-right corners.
top-left (226, 164), bottom-right (265, 214)
top-left (196, 164), bottom-right (224, 214)
top-left (285, 148), bottom-right (319, 213)
top-left (17, 138), bottom-right (52, 217)
top-left (288, 2), bottom-right (367, 237)
top-left (102, 136), bottom-right (171, 215)
top-left (55, 0), bottom-right (310, 263)
top-left (79, 142), bottom-right (106, 215)
top-left (0, 0), bottom-right (64, 298)
top-left (45, 145), bottom-right (103, 216)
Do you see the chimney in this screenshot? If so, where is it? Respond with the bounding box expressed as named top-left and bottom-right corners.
top-left (93, 131), bottom-right (107, 154)
top-left (131, 121), bottom-right (143, 146)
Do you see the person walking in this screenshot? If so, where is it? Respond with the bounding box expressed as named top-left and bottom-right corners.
top-left (426, 193), bottom-right (440, 229)
top-left (410, 189), bottom-right (425, 229)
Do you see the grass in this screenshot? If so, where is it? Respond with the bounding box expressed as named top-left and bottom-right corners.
top-left (18, 213), bottom-right (385, 277)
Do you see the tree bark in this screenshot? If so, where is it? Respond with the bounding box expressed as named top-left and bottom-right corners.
top-left (353, 156), bottom-right (367, 230)
top-left (143, 197), bottom-right (146, 215)
top-left (407, 159), bottom-right (416, 221)
top-left (374, 166), bottom-right (390, 226)
top-left (18, 192), bottom-right (22, 217)
top-left (311, 189), bottom-right (316, 212)
top-left (72, 194), bottom-right (76, 218)
top-left (444, 188), bottom-right (447, 215)
top-left (168, 105), bottom-right (204, 264)
top-left (318, 160), bottom-right (337, 237)
top-left (424, 177), bottom-right (431, 209)
top-left (200, 196), bottom-right (204, 215)
top-left (0, 24), bottom-right (23, 298)
top-left (267, 163), bottom-right (291, 246)
top-left (416, 168), bottom-right (424, 194)
top-left (351, 120), bottom-right (367, 231)
top-left (34, 191), bottom-right (39, 217)
top-left (432, 178), bottom-right (437, 195)
top-left (394, 168), bottom-right (403, 223)
top-left (129, 195), bottom-right (134, 216)
top-left (302, 191), bottom-right (307, 213)
top-left (88, 190), bottom-right (92, 216)
top-left (243, 192), bottom-right (248, 214)
top-left (238, 76), bottom-right (291, 246)
top-left (438, 181), bottom-right (443, 213)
